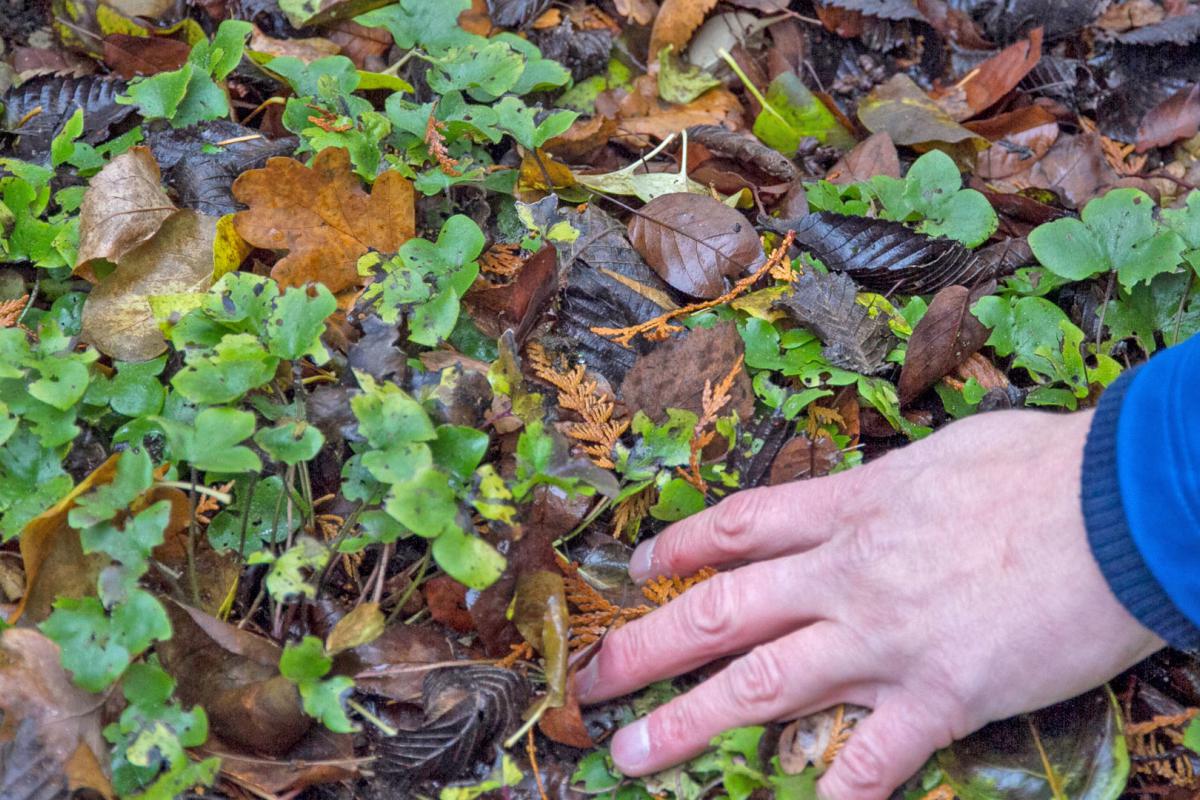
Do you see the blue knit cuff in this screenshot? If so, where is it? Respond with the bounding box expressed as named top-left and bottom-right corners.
top-left (1082, 367), bottom-right (1200, 650)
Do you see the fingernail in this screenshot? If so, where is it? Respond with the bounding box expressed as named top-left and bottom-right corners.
top-left (628, 538), bottom-right (656, 584)
top-left (611, 718), bottom-right (651, 773)
top-left (575, 658), bottom-right (600, 704)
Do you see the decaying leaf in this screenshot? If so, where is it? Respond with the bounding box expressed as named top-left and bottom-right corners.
top-left (775, 270), bottom-right (895, 374)
top-left (778, 704), bottom-right (869, 775)
top-left (932, 28), bottom-right (1043, 121)
top-left (789, 211), bottom-right (992, 294)
top-left (75, 146), bottom-right (176, 280)
top-left (687, 123), bottom-right (800, 182)
top-left (463, 245), bottom-right (559, 342)
top-left (374, 666), bottom-right (528, 782)
top-left (512, 570), bottom-right (570, 706)
top-left (2, 75), bottom-right (134, 162)
top-left (858, 73), bottom-right (987, 149)
top-left (898, 284), bottom-right (992, 404)
top-left (81, 210), bottom-right (218, 362)
top-left (619, 321), bottom-right (755, 424)
top-left (232, 147), bottom-right (415, 292)
top-left (768, 433), bottom-right (844, 484)
top-left (0, 628), bottom-right (111, 798)
top-left (628, 193), bottom-right (764, 299)
top-left (826, 131), bottom-right (901, 184)
top-left (648, 0), bottom-right (719, 63)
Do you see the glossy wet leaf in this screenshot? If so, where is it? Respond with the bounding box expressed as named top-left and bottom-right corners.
top-left (754, 71), bottom-right (855, 153)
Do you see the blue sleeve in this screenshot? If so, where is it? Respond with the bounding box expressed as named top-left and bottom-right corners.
top-left (1082, 333), bottom-right (1200, 649)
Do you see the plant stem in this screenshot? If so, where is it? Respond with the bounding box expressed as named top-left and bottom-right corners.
top-left (236, 472), bottom-right (261, 564)
top-left (157, 481), bottom-right (234, 505)
top-left (347, 699), bottom-right (397, 736)
top-left (717, 48), bottom-right (785, 126)
top-left (386, 547), bottom-right (430, 624)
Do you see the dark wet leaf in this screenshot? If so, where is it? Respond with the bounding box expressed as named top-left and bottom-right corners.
top-left (2, 76), bottom-right (135, 162)
top-left (534, 21), bottom-right (612, 83)
top-left (821, 0), bottom-right (923, 21)
top-left (512, 570), bottom-right (569, 706)
top-left (487, 0), bottom-right (552, 27)
top-left (0, 718), bottom-right (71, 800)
top-left (558, 206), bottom-right (678, 383)
top-left (789, 211), bottom-right (992, 294)
top-left (687, 124), bottom-right (799, 183)
top-left (774, 270), bottom-right (895, 374)
top-left (146, 121), bottom-right (298, 216)
top-left (1117, 12), bottom-right (1200, 44)
top-left (729, 411), bottom-right (790, 489)
top-left (898, 284), bottom-right (992, 404)
top-left (937, 688), bottom-right (1129, 800)
top-left (348, 315), bottom-right (407, 384)
top-left (463, 245), bottom-right (559, 343)
top-left (157, 601), bottom-right (313, 757)
top-left (374, 666), bottom-right (528, 781)
top-left (619, 322), bottom-right (755, 424)
top-left (973, 0), bottom-right (1102, 43)
top-left (628, 193), bottom-right (764, 299)
top-left (1136, 83), bottom-right (1200, 152)
top-left (768, 433), bottom-right (843, 484)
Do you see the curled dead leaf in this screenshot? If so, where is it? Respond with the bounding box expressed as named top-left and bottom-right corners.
top-left (898, 284), bottom-right (992, 404)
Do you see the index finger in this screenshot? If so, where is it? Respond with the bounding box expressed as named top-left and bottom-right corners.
top-left (630, 471), bottom-right (859, 583)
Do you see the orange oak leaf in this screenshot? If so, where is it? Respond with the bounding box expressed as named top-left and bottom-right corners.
top-left (231, 147), bottom-right (415, 292)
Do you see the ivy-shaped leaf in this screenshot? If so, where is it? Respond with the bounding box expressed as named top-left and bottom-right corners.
top-left (156, 407), bottom-right (261, 473)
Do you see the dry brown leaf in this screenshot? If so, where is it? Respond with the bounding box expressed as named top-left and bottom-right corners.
top-left (969, 105), bottom-right (1060, 180)
top-left (768, 433), bottom-right (842, 484)
top-left (1097, 0), bottom-right (1165, 31)
top-left (778, 704), bottom-right (869, 775)
top-left (81, 210), bottom-right (217, 362)
top-left (628, 193), bottom-right (763, 299)
top-left (932, 28), bottom-right (1043, 122)
top-left (0, 628), bottom-right (113, 798)
top-left (75, 146), bottom-right (176, 281)
top-left (13, 455), bottom-right (121, 624)
top-left (248, 26), bottom-right (342, 62)
top-left (616, 84), bottom-right (744, 146)
top-left (898, 284), bottom-right (992, 404)
top-left (826, 131), bottom-right (901, 184)
top-left (232, 147), bottom-right (415, 292)
top-left (649, 0), bottom-right (718, 60)
top-left (102, 33), bottom-right (191, 78)
top-left (616, 0), bottom-right (658, 25)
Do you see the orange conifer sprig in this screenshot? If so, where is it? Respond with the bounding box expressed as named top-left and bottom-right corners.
top-left (424, 111), bottom-right (462, 177)
top-left (679, 354), bottom-right (743, 493)
top-left (528, 343), bottom-right (630, 469)
top-left (591, 230), bottom-right (796, 348)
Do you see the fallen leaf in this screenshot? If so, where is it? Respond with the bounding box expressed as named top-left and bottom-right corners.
top-left (539, 679), bottom-right (594, 748)
top-left (688, 123), bottom-right (799, 182)
top-left (1097, 0), bottom-right (1165, 31)
top-left (232, 147), bottom-right (415, 292)
top-left (0, 628), bottom-right (112, 798)
top-left (157, 600), bottom-right (312, 757)
top-left (789, 211), bottom-right (991, 294)
top-left (615, 84), bottom-right (744, 146)
top-left (932, 28), bottom-right (1043, 121)
top-left (775, 270), bottom-right (895, 374)
top-left (996, 132), bottom-right (1119, 209)
top-left (463, 245), bottom-right (559, 342)
top-left (3, 76), bottom-right (135, 163)
top-left (969, 105), bottom-right (1060, 180)
top-left (898, 284), bottom-right (992, 404)
top-left (768, 433), bottom-right (844, 484)
top-left (423, 575), bottom-right (475, 632)
top-left (628, 192), bottom-right (763, 298)
top-left (248, 25), bottom-right (342, 62)
top-left (1136, 83), bottom-right (1200, 152)
top-left (513, 570), bottom-right (570, 706)
top-left (778, 704), bottom-right (869, 775)
top-left (649, 0), bottom-right (719, 63)
top-left (325, 601), bottom-right (386, 655)
top-left (615, 0), bottom-right (657, 25)
top-left (102, 33), bottom-right (190, 78)
top-left (80, 210), bottom-right (218, 362)
top-left (75, 146), bottom-right (176, 280)
top-left (619, 321), bottom-right (755, 423)
top-left (373, 666), bottom-right (528, 782)
top-left (826, 131), bottom-right (901, 184)
top-left (858, 73), bottom-right (987, 150)
top-left (14, 455), bottom-right (121, 624)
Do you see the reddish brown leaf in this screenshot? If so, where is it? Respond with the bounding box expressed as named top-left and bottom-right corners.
top-left (327, 20), bottom-right (392, 68)
top-left (970, 106), bottom-right (1060, 180)
top-left (102, 34), bottom-right (190, 78)
top-left (826, 132), bottom-right (901, 184)
top-left (619, 321), bottom-right (755, 424)
top-left (423, 575), bottom-right (475, 633)
top-left (539, 681), bottom-right (595, 748)
top-left (898, 284), bottom-right (992, 405)
top-left (232, 148), bottom-right (415, 292)
top-left (628, 193), bottom-right (763, 299)
top-left (1136, 84), bottom-right (1200, 152)
top-left (933, 28), bottom-right (1043, 121)
top-left (463, 245), bottom-right (558, 343)
top-left (648, 0), bottom-right (719, 63)
top-left (768, 434), bottom-right (842, 484)
top-left (995, 132), bottom-right (1119, 209)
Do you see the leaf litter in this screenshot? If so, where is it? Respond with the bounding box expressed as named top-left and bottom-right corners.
top-left (0, 0), bottom-right (1198, 798)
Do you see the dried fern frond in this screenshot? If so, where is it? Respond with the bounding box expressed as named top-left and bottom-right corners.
top-left (679, 354), bottom-right (743, 493)
top-left (641, 567), bottom-right (717, 606)
top-left (1126, 708), bottom-right (1200, 788)
top-left (0, 295), bottom-right (28, 328)
top-left (528, 343), bottom-right (629, 469)
top-left (592, 230), bottom-right (796, 348)
top-left (612, 484), bottom-right (656, 540)
top-left (479, 242), bottom-right (524, 280)
top-left (425, 111), bottom-right (462, 177)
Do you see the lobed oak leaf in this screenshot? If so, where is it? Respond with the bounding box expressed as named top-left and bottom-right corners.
top-left (231, 147), bottom-right (415, 293)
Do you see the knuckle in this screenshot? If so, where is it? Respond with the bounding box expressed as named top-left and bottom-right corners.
top-left (834, 735), bottom-right (888, 793)
top-left (728, 646), bottom-right (786, 709)
top-left (682, 572), bottom-right (740, 643)
top-left (708, 489), bottom-right (766, 555)
top-left (605, 619), bottom-right (651, 672)
top-left (651, 699), bottom-right (701, 746)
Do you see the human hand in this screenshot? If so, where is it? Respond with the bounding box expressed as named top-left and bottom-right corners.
top-left (575, 409), bottom-right (1164, 799)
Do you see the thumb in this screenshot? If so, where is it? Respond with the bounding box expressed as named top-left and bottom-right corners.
top-left (817, 700), bottom-right (952, 800)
